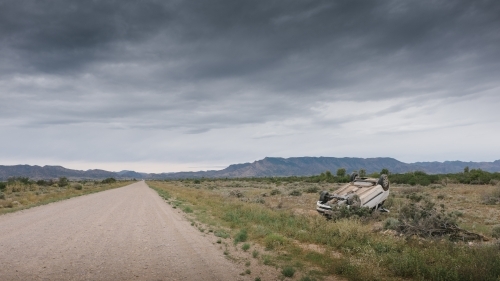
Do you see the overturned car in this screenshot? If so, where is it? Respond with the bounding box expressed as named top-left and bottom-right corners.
top-left (316, 173), bottom-right (390, 218)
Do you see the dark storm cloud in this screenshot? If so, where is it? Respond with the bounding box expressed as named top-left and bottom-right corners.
top-left (1, 0), bottom-right (499, 135)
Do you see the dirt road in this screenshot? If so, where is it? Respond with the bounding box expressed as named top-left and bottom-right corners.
top-left (0, 181), bottom-right (249, 281)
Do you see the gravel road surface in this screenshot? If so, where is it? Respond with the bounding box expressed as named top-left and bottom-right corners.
top-left (0, 181), bottom-right (249, 281)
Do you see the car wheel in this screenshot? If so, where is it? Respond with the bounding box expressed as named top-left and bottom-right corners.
top-left (319, 191), bottom-right (330, 203)
top-left (350, 172), bottom-right (359, 182)
top-left (378, 174), bottom-right (389, 191)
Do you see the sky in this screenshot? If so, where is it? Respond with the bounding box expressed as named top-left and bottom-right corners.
top-left (1, 0), bottom-right (500, 173)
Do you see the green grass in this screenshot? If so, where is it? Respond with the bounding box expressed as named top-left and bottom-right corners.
top-left (242, 243), bottom-right (250, 251)
top-left (234, 229), bottom-right (248, 244)
top-left (282, 266), bottom-right (296, 277)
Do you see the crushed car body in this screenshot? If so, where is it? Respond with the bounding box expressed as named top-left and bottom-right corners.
top-left (316, 173), bottom-right (390, 218)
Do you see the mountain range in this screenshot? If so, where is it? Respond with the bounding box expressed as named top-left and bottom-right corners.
top-left (1, 157), bottom-right (500, 180)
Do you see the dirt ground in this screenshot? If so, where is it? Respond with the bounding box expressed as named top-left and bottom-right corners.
top-left (0, 181), bottom-right (257, 281)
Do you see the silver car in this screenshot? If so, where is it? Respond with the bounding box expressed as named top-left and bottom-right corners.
top-left (316, 173), bottom-right (390, 218)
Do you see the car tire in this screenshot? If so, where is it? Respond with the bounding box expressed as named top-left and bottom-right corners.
top-left (350, 172), bottom-right (359, 182)
top-left (378, 174), bottom-right (389, 191)
top-left (319, 191), bottom-right (330, 203)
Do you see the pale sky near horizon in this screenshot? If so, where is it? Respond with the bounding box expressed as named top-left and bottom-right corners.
top-left (1, 0), bottom-right (500, 173)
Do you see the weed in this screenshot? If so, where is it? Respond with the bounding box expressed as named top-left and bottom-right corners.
top-left (183, 206), bottom-right (193, 213)
top-left (383, 217), bottom-right (400, 230)
top-left (262, 255), bottom-right (274, 266)
top-left (304, 186), bottom-right (319, 193)
top-left (270, 189), bottom-right (281, 195)
top-left (254, 278), bottom-right (261, 281)
top-left (234, 229), bottom-right (248, 244)
top-left (242, 243), bottom-right (250, 251)
top-left (214, 230), bottom-right (230, 239)
top-left (216, 239), bottom-right (222, 244)
top-left (492, 225), bottom-right (500, 238)
top-left (264, 233), bottom-right (287, 250)
top-left (245, 261), bottom-right (251, 266)
top-left (252, 250), bottom-right (259, 258)
top-left (245, 269), bottom-right (251, 275)
top-left (281, 266), bottom-right (295, 277)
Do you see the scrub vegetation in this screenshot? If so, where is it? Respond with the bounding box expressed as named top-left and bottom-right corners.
top-left (148, 175), bottom-right (500, 281)
top-left (0, 177), bottom-right (133, 214)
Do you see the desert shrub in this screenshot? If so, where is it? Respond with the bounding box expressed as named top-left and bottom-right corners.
top-left (214, 230), bottom-right (230, 239)
top-left (253, 197), bottom-right (265, 204)
top-left (392, 199), bottom-right (479, 240)
top-left (242, 243), bottom-right (250, 251)
top-left (336, 168), bottom-right (346, 177)
top-left (281, 266), bottom-right (295, 277)
top-left (407, 192), bottom-right (424, 202)
top-left (182, 206), bottom-right (193, 213)
top-left (101, 177), bottom-right (116, 184)
top-left (252, 250), bottom-right (259, 258)
top-left (482, 187), bottom-right (500, 205)
top-left (36, 180), bottom-right (48, 186)
top-left (270, 189), bottom-right (281, 195)
top-left (58, 177), bottom-right (69, 187)
top-left (234, 229), bottom-right (248, 244)
top-left (264, 233), bottom-right (287, 250)
top-left (71, 183), bottom-right (83, 190)
top-left (384, 217), bottom-right (400, 230)
top-left (193, 179), bottom-right (201, 184)
top-left (492, 225), bottom-right (500, 239)
top-left (229, 190), bottom-right (244, 198)
top-left (329, 205), bottom-right (372, 221)
top-left (390, 172), bottom-right (439, 186)
top-left (289, 190), bottom-right (302, 196)
top-left (0, 192), bottom-right (5, 199)
top-left (0, 182), bottom-right (6, 191)
top-left (304, 186), bottom-right (319, 193)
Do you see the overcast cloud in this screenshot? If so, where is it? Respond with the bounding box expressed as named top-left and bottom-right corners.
top-left (1, 0), bottom-right (499, 172)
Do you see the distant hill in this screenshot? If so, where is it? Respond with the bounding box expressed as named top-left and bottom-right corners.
top-left (1, 157), bottom-right (500, 180)
top-left (0, 165), bottom-right (117, 181)
top-left (151, 157), bottom-right (500, 179)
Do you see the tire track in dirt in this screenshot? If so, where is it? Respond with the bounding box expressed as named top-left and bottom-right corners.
top-left (0, 181), bottom-right (249, 281)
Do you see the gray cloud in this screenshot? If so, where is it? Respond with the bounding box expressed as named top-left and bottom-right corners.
top-left (1, 0), bottom-right (499, 171)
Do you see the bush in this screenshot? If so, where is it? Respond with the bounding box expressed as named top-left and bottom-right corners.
top-left (214, 230), bottom-right (230, 239)
top-left (71, 183), bottom-right (83, 190)
top-left (289, 190), bottom-right (302, 196)
top-left (101, 178), bottom-right (116, 184)
top-left (384, 217), bottom-right (400, 230)
top-left (304, 186), bottom-right (319, 193)
top-left (264, 233), bottom-right (287, 250)
top-left (36, 180), bottom-right (48, 186)
top-left (281, 266), bottom-right (295, 277)
top-left (234, 229), bottom-right (248, 244)
top-left (492, 225), bottom-right (500, 239)
top-left (242, 243), bottom-right (250, 251)
top-left (270, 189), bottom-right (281, 195)
top-left (58, 177), bottom-right (69, 187)
top-left (329, 205), bottom-right (372, 221)
top-left (482, 187), bottom-right (500, 205)
top-left (0, 182), bottom-right (6, 191)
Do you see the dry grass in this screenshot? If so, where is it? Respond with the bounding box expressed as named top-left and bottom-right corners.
top-left (148, 180), bottom-right (500, 281)
top-left (0, 180), bottom-right (134, 215)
